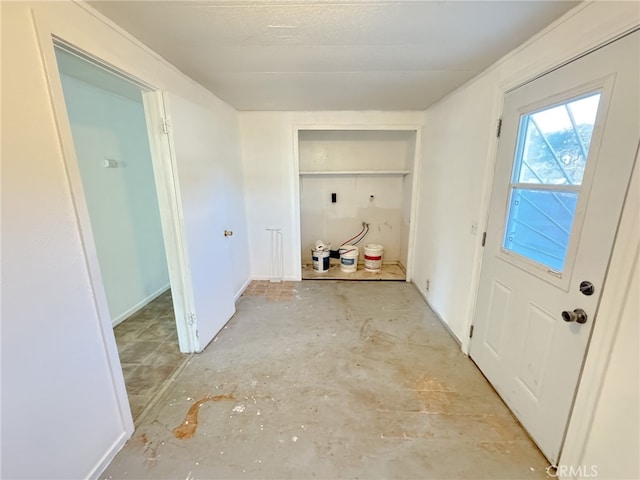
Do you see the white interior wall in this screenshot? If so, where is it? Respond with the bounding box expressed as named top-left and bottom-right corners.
top-left (240, 111), bottom-right (424, 280)
top-left (410, 1), bottom-right (639, 477)
top-left (300, 175), bottom-right (404, 264)
top-left (413, 74), bottom-right (496, 337)
top-left (58, 71), bottom-right (170, 325)
top-left (299, 130), bottom-right (415, 266)
top-left (298, 130), bottom-right (414, 171)
top-left (0, 2), bottom-right (249, 478)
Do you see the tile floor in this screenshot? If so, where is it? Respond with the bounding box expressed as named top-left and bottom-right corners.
top-left (242, 280), bottom-right (295, 302)
top-left (104, 281), bottom-right (549, 479)
top-left (114, 290), bottom-right (189, 421)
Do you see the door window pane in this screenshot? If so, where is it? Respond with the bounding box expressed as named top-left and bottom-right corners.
top-left (515, 94), bottom-right (600, 186)
top-left (504, 189), bottom-right (578, 271)
top-left (503, 92), bottom-right (600, 272)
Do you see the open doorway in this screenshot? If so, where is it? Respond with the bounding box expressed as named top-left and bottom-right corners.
top-left (54, 46), bottom-right (189, 421)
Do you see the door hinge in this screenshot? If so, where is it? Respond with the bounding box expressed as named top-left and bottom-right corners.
top-left (481, 232), bottom-right (487, 247)
top-left (469, 325), bottom-right (474, 338)
top-left (496, 118), bottom-right (502, 138)
top-left (162, 117), bottom-right (170, 134)
top-left (188, 312), bottom-right (196, 325)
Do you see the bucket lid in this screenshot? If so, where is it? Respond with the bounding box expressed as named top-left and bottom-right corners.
top-left (364, 243), bottom-right (383, 250)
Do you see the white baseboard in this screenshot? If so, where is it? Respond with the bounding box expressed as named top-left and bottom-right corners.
top-left (249, 275), bottom-right (270, 281)
top-left (88, 429), bottom-right (130, 479)
top-left (250, 275), bottom-right (299, 282)
top-left (111, 284), bottom-right (170, 327)
top-left (411, 280), bottom-right (463, 349)
top-left (234, 277), bottom-right (253, 302)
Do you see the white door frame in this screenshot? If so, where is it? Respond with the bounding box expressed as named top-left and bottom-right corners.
top-left (560, 152), bottom-right (639, 469)
top-left (33, 24), bottom-right (196, 433)
top-left (34, 30), bottom-right (130, 436)
top-left (466, 27), bottom-right (640, 468)
top-left (291, 124), bottom-right (423, 282)
top-left (142, 91), bottom-right (198, 352)
top-left (47, 44), bottom-right (195, 352)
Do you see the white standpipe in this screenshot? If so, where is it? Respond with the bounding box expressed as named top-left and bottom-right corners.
top-left (266, 228), bottom-right (283, 283)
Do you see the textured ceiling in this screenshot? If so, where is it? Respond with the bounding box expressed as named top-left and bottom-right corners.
top-left (88, 1), bottom-right (579, 111)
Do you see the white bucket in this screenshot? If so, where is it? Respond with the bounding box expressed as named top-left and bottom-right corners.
top-left (339, 245), bottom-right (359, 273)
top-left (364, 244), bottom-right (383, 272)
top-left (311, 246), bottom-right (330, 273)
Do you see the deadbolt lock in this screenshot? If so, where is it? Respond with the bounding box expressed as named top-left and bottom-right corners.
top-left (579, 281), bottom-right (595, 296)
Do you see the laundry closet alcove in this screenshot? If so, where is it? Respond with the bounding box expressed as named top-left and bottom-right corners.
top-left (296, 127), bottom-right (421, 281)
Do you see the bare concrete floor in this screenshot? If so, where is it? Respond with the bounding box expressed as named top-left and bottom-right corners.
top-left (103, 281), bottom-right (549, 479)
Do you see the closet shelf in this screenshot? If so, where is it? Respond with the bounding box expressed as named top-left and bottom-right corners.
top-left (299, 170), bottom-right (410, 177)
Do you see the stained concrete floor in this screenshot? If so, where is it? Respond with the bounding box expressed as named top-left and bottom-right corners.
top-left (103, 281), bottom-right (549, 479)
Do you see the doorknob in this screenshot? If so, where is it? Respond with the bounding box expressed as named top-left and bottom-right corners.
top-left (224, 230), bottom-right (233, 237)
top-left (562, 308), bottom-right (587, 324)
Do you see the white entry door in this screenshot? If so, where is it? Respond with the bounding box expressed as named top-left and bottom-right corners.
top-left (145, 91), bottom-right (236, 353)
top-left (470, 31), bottom-right (639, 464)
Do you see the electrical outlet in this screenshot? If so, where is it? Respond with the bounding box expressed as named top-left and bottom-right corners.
top-left (426, 279), bottom-right (430, 292)
top-left (470, 221), bottom-right (479, 235)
